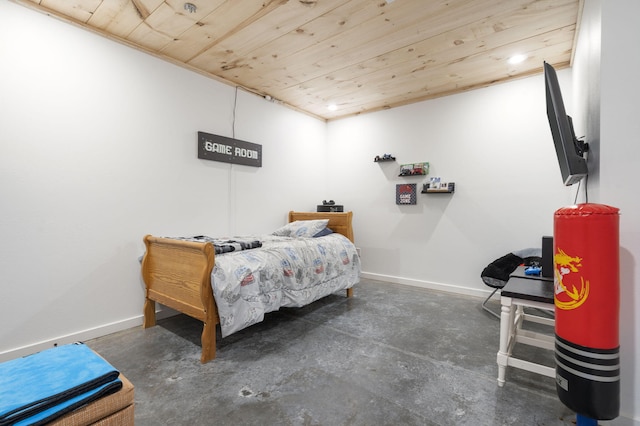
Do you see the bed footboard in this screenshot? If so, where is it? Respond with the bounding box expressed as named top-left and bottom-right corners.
top-left (141, 235), bottom-right (219, 363)
top-left (289, 211), bottom-right (356, 299)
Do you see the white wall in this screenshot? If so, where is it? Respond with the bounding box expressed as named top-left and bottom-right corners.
top-left (568, 0), bottom-right (639, 421)
top-left (572, 0), bottom-right (602, 204)
top-left (598, 0), bottom-right (640, 422)
top-left (0, 1), bottom-right (326, 357)
top-left (327, 73), bottom-right (577, 295)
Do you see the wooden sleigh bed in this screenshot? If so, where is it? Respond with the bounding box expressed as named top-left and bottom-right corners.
top-left (140, 211), bottom-right (357, 363)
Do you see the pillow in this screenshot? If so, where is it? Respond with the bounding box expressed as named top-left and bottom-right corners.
top-left (313, 227), bottom-right (334, 238)
top-left (272, 219), bottom-right (329, 238)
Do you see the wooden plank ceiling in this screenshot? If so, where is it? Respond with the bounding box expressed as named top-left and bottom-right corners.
top-left (19, 0), bottom-right (582, 120)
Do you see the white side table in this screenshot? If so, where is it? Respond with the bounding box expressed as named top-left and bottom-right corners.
top-left (496, 275), bottom-right (556, 386)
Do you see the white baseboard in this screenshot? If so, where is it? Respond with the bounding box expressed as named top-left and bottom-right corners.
top-left (0, 309), bottom-right (178, 363)
top-left (360, 271), bottom-right (490, 299)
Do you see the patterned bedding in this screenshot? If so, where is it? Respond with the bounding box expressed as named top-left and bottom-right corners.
top-left (202, 233), bottom-right (360, 337)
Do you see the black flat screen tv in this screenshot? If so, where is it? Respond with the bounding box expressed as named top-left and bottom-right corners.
top-left (544, 61), bottom-right (588, 186)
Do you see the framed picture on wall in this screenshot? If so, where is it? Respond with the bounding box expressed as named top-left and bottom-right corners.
top-left (399, 162), bottom-right (429, 176)
top-left (396, 184), bottom-right (417, 205)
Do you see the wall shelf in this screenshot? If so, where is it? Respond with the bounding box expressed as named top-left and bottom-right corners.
top-left (422, 189), bottom-right (455, 193)
top-left (422, 182), bottom-right (455, 193)
top-left (374, 154), bottom-right (396, 162)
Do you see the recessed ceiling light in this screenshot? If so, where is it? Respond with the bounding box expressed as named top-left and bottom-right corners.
top-left (508, 54), bottom-right (527, 65)
top-left (327, 104), bottom-right (338, 111)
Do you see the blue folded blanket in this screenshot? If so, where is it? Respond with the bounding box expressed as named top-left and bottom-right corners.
top-left (0, 343), bottom-right (122, 426)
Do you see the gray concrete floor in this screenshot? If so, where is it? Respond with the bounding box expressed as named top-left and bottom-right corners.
top-left (87, 279), bottom-right (577, 425)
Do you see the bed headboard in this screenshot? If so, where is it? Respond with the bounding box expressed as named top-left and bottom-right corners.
top-left (288, 211), bottom-right (354, 243)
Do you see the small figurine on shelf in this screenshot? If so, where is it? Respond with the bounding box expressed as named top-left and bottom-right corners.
top-left (374, 154), bottom-right (396, 162)
top-left (399, 165), bottom-right (413, 176)
top-left (423, 178), bottom-right (455, 193)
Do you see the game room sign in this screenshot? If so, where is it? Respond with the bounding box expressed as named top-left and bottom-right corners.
top-left (198, 131), bottom-right (262, 167)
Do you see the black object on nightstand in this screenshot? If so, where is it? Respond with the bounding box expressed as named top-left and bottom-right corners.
top-left (317, 200), bottom-right (344, 212)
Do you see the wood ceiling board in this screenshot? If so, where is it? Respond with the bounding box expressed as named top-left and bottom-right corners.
top-left (163, 0), bottom-right (226, 21)
top-left (280, 10), bottom-right (577, 115)
top-left (187, 0), bottom-right (347, 74)
top-left (86, 0), bottom-right (132, 31)
top-left (130, 0), bottom-right (164, 18)
top-left (316, 50), bottom-right (573, 119)
top-left (246, 36), bottom-right (575, 117)
top-left (221, 0), bottom-right (388, 74)
top-left (127, 21), bottom-right (174, 51)
top-left (88, 1), bottom-right (146, 38)
top-left (274, 3), bottom-right (577, 101)
top-left (143, 3), bottom-right (196, 38)
top-left (157, 1), bottom-right (255, 62)
top-left (227, 0), bottom-right (507, 87)
top-left (325, 45), bottom-right (573, 111)
top-left (39, 0), bottom-right (101, 22)
top-left (301, 51), bottom-right (572, 119)
top-left (286, 25), bottom-right (576, 108)
top-left (11, 0), bottom-right (582, 120)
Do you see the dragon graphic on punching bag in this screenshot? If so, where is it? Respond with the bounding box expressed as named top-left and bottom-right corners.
top-left (554, 248), bottom-right (589, 310)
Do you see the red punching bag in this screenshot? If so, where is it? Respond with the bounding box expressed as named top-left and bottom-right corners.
top-left (554, 203), bottom-right (620, 420)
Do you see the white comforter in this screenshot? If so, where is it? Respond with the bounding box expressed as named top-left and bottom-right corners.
top-left (210, 233), bottom-right (360, 337)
